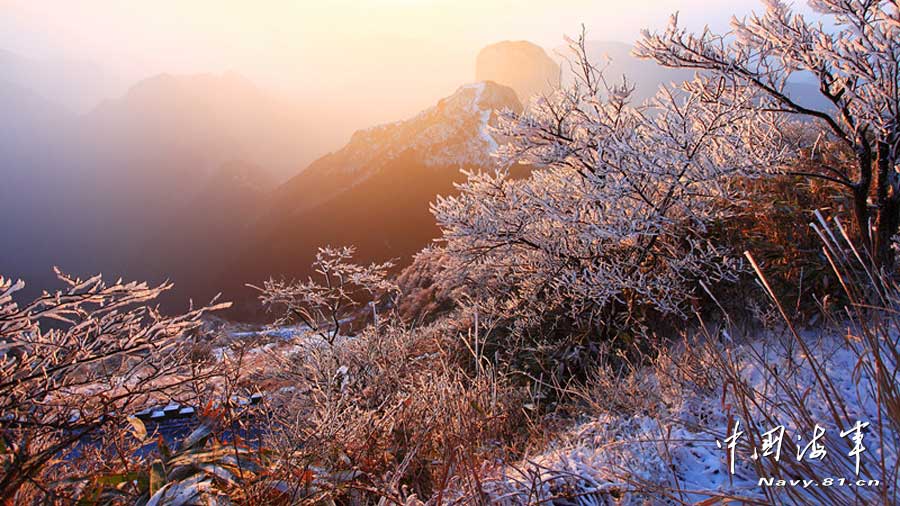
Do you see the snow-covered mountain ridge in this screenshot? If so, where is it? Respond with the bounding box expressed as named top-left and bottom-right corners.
top-left (311, 81), bottom-right (521, 179)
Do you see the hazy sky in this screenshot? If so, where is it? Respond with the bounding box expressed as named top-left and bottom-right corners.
top-left (1, 1), bottom-right (797, 120)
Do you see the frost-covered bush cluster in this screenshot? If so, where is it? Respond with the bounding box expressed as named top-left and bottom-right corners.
top-left (433, 33), bottom-right (784, 334)
top-left (0, 271), bottom-right (228, 502)
top-left (253, 317), bottom-right (529, 504)
top-left (254, 246), bottom-right (397, 344)
top-left (637, 0), bottom-right (900, 269)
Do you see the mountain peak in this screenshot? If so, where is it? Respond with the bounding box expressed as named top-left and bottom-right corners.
top-left (440, 81), bottom-right (522, 114)
top-left (113, 71), bottom-right (261, 104)
top-left (476, 41), bottom-right (560, 103)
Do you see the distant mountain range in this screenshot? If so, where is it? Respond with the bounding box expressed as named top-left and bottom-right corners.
top-left (1, 40), bottom-right (830, 318)
top-left (85, 72), bottom-right (326, 181)
top-left (1, 69), bottom-right (327, 301)
top-left (0, 48), bottom-right (122, 113)
top-left (477, 40), bottom-right (832, 108)
top-left (474, 40), bottom-right (692, 105)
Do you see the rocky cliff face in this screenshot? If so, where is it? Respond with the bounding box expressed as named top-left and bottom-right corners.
top-left (476, 41), bottom-right (559, 104)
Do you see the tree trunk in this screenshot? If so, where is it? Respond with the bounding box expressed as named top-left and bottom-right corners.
top-left (875, 199), bottom-right (900, 271)
top-left (873, 141), bottom-right (899, 271)
top-left (853, 184), bottom-right (873, 259)
top-left (852, 139), bottom-right (875, 265)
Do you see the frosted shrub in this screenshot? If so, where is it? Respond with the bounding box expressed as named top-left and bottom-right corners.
top-left (637, 0), bottom-right (900, 269)
top-left (258, 319), bottom-right (527, 504)
top-left (432, 33), bottom-right (783, 336)
top-left (0, 270), bottom-right (228, 502)
top-left (253, 246), bottom-right (397, 345)
top-left (475, 220), bottom-right (900, 505)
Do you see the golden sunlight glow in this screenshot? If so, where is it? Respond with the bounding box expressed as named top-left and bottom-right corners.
top-left (3, 0), bottom-right (767, 126)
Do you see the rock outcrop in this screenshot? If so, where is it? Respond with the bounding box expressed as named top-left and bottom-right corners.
top-left (476, 41), bottom-right (559, 104)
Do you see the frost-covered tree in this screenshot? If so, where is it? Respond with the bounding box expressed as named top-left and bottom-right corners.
top-left (432, 34), bottom-right (783, 331)
top-left (636, 0), bottom-right (900, 268)
top-left (0, 270), bottom-right (228, 502)
top-left (254, 246), bottom-right (397, 345)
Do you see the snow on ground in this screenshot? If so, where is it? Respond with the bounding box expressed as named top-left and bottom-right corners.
top-left (229, 323), bottom-right (310, 340)
top-left (479, 327), bottom-right (898, 505)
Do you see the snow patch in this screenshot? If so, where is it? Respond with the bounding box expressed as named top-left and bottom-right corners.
top-left (479, 329), bottom-right (898, 504)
